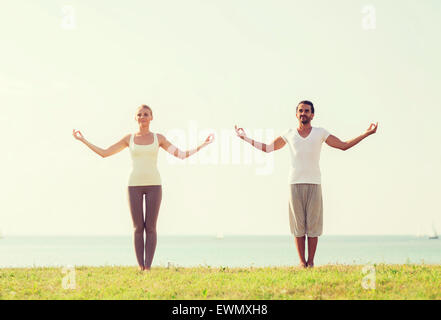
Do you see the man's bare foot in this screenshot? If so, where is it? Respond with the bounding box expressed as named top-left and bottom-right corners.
top-left (138, 266), bottom-right (144, 271)
top-left (306, 261), bottom-right (314, 268)
top-left (299, 262), bottom-right (307, 268)
top-left (144, 267), bottom-right (151, 272)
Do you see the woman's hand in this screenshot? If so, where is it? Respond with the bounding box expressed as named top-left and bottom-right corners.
top-left (234, 125), bottom-right (247, 139)
top-left (203, 133), bottom-right (215, 146)
top-left (72, 129), bottom-right (85, 142)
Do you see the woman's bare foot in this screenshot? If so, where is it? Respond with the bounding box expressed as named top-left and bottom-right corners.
top-left (138, 266), bottom-right (145, 271)
top-left (306, 261), bottom-right (314, 268)
top-left (300, 262), bottom-right (307, 268)
top-left (144, 267), bottom-right (151, 272)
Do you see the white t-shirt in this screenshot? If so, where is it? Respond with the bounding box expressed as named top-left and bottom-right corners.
top-left (281, 126), bottom-right (330, 184)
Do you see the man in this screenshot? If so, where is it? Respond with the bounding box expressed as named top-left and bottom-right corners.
top-left (235, 100), bottom-right (378, 268)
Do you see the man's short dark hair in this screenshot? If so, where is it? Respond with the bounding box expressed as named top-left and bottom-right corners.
top-left (296, 100), bottom-right (314, 114)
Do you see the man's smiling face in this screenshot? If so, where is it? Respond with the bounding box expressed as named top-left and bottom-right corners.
top-left (296, 103), bottom-right (314, 125)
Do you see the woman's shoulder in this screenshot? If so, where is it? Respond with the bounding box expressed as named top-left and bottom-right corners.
top-left (155, 132), bottom-right (165, 139)
top-left (155, 133), bottom-right (166, 145)
top-left (123, 133), bottom-right (133, 146)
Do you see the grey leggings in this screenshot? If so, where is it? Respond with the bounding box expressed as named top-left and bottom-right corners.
top-left (127, 185), bottom-right (162, 268)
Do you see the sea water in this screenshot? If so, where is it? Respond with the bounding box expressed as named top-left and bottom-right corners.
top-left (0, 235), bottom-right (440, 268)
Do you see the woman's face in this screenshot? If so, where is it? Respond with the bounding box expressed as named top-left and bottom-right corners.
top-left (135, 107), bottom-right (153, 125)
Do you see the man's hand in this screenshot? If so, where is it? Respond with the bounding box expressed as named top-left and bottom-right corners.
top-left (234, 125), bottom-right (247, 139)
top-left (72, 129), bottom-right (85, 142)
top-left (366, 122), bottom-right (378, 135)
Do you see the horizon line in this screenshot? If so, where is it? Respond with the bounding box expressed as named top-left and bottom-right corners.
top-left (0, 233), bottom-right (425, 237)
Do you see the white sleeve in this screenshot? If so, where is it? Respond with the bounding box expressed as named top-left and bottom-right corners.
top-left (280, 129), bottom-right (292, 143)
top-left (321, 128), bottom-right (330, 142)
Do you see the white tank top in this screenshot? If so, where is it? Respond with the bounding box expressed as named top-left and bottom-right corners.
top-left (128, 132), bottom-right (162, 186)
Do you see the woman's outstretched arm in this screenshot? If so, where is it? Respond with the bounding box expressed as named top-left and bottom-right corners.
top-left (72, 129), bottom-right (130, 158)
top-left (157, 133), bottom-right (214, 159)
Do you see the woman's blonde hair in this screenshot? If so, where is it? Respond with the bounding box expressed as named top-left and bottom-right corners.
top-left (134, 104), bottom-right (153, 121)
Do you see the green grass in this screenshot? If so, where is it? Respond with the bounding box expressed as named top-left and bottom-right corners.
top-left (1, 264), bottom-right (440, 299)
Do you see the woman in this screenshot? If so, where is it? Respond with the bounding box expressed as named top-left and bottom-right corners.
top-left (72, 104), bottom-right (214, 271)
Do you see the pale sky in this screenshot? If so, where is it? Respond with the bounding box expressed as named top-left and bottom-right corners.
top-left (1, 0), bottom-right (440, 236)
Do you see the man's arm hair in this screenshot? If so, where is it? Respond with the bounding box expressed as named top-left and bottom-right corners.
top-left (241, 136), bottom-right (286, 153)
top-left (325, 132), bottom-right (370, 151)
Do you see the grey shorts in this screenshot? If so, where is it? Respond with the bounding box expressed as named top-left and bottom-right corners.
top-left (288, 184), bottom-right (323, 237)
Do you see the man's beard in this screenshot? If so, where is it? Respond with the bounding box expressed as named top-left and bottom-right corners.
top-left (301, 117), bottom-right (310, 124)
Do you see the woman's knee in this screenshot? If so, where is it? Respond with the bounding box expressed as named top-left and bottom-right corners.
top-left (133, 223), bottom-right (145, 234)
top-left (145, 225), bottom-right (157, 235)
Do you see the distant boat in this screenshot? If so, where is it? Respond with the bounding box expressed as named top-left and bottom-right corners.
top-left (429, 223), bottom-right (439, 240)
top-left (216, 232), bottom-right (224, 240)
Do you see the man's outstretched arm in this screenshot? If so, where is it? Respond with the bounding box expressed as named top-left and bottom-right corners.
top-left (326, 122), bottom-right (378, 151)
top-left (234, 125), bottom-right (286, 153)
